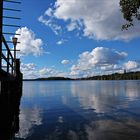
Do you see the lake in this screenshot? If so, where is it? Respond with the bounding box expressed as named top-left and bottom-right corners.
top-left (15, 80), bottom-right (140, 140)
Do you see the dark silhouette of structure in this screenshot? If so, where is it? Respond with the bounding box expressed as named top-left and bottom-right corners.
top-left (0, 0), bottom-right (22, 139)
top-left (0, 81), bottom-right (22, 140)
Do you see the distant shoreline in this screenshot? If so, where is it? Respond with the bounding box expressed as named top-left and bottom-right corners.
top-left (23, 71), bottom-right (140, 81)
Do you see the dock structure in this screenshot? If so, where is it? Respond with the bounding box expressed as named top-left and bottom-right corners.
top-left (0, 0), bottom-right (22, 139)
top-left (0, 0), bottom-right (22, 88)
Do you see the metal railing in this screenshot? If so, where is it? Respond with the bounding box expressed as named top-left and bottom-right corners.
top-left (1, 35), bottom-right (15, 74)
top-left (0, 0), bottom-right (21, 76)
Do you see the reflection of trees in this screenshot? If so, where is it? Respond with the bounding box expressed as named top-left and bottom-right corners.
top-left (0, 81), bottom-right (22, 140)
top-left (71, 81), bottom-right (140, 113)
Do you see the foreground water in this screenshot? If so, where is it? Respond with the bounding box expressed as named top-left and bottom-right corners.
top-left (15, 80), bottom-right (140, 140)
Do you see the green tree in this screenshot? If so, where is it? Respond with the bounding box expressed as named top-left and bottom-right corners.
top-left (120, 0), bottom-right (140, 29)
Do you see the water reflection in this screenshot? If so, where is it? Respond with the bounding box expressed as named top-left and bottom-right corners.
top-left (71, 81), bottom-right (140, 113)
top-left (85, 119), bottom-right (140, 140)
top-left (124, 81), bottom-right (140, 100)
top-left (16, 80), bottom-right (140, 140)
top-left (16, 107), bottom-right (42, 139)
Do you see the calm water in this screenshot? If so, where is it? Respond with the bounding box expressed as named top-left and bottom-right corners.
top-left (15, 80), bottom-right (140, 140)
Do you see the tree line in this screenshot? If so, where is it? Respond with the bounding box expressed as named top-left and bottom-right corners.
top-left (80, 71), bottom-right (140, 80)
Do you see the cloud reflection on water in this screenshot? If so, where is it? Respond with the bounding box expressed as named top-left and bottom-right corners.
top-left (70, 81), bottom-right (140, 113)
top-left (16, 106), bottom-right (43, 139)
top-left (17, 81), bottom-right (140, 140)
top-left (85, 119), bottom-right (140, 140)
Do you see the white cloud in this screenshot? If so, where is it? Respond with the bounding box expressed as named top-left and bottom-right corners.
top-left (21, 60), bottom-right (140, 79)
top-left (21, 63), bottom-right (36, 71)
top-left (45, 8), bottom-right (53, 16)
top-left (21, 63), bottom-right (68, 79)
top-left (39, 67), bottom-right (67, 77)
top-left (20, 57), bottom-right (139, 79)
top-left (15, 27), bottom-right (43, 56)
top-left (70, 47), bottom-right (127, 77)
top-left (57, 40), bottom-right (63, 45)
top-left (20, 63), bottom-right (38, 79)
top-left (61, 59), bottom-right (70, 64)
top-left (56, 38), bottom-right (67, 45)
top-left (123, 61), bottom-right (140, 71)
top-left (57, 38), bottom-right (67, 45)
top-left (88, 47), bottom-right (127, 65)
top-left (66, 21), bottom-right (80, 31)
top-left (38, 15), bottom-right (62, 35)
top-left (40, 0), bottom-right (140, 41)
top-left (39, 68), bottom-right (54, 75)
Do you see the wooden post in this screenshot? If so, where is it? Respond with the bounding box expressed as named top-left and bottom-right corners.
top-left (0, 0), bottom-right (3, 69)
top-left (12, 37), bottom-right (17, 75)
top-left (14, 45), bottom-right (16, 75)
top-left (12, 60), bottom-right (14, 74)
top-left (7, 51), bottom-right (9, 73)
top-left (15, 59), bottom-right (20, 76)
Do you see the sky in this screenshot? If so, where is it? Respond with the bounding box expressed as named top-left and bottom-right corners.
top-left (3, 0), bottom-right (140, 79)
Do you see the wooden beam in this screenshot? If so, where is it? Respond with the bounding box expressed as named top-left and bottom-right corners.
top-left (0, 0), bottom-right (3, 69)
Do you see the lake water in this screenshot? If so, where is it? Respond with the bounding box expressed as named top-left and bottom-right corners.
top-left (15, 80), bottom-right (140, 140)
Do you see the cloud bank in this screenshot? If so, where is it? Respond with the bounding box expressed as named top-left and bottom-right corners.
top-left (39, 0), bottom-right (140, 41)
top-left (21, 47), bottom-right (140, 79)
top-left (21, 63), bottom-right (68, 79)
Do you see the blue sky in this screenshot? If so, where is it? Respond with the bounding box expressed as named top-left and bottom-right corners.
top-left (4, 0), bottom-right (140, 79)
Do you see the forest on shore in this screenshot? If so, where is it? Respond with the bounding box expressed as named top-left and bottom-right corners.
top-left (79, 71), bottom-right (140, 80)
top-left (24, 71), bottom-right (140, 81)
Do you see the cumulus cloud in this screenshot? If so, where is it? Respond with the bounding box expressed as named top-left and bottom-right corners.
top-left (15, 27), bottom-right (43, 56)
top-left (39, 67), bottom-right (67, 77)
top-left (39, 68), bottom-right (54, 75)
top-left (21, 60), bottom-right (140, 79)
top-left (21, 63), bottom-right (36, 71)
top-left (123, 61), bottom-right (140, 71)
top-left (66, 21), bottom-right (81, 31)
top-left (70, 47), bottom-right (127, 77)
top-left (21, 63), bottom-right (68, 79)
top-left (39, 0), bottom-right (140, 41)
top-left (61, 59), bottom-right (70, 64)
top-left (20, 63), bottom-right (38, 79)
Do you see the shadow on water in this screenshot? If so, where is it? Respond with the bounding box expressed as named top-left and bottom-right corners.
top-left (0, 81), bottom-right (22, 140)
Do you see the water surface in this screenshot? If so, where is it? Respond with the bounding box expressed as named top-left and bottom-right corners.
top-left (15, 80), bottom-right (140, 140)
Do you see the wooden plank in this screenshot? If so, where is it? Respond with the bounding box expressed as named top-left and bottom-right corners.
top-left (0, 0), bottom-right (3, 69)
top-left (2, 35), bottom-right (14, 61)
